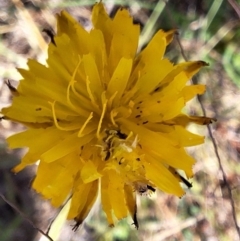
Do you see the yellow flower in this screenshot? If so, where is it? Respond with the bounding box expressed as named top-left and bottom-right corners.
top-left (1, 3), bottom-right (214, 229)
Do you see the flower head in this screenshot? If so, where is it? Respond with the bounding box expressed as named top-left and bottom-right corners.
top-left (1, 3), bottom-right (214, 229)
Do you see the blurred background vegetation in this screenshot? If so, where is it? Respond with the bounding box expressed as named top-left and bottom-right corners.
top-left (0, 0), bottom-right (240, 240)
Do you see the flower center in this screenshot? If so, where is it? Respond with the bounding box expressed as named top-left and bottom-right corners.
top-left (98, 129), bottom-right (154, 190)
top-left (100, 129), bottom-right (128, 161)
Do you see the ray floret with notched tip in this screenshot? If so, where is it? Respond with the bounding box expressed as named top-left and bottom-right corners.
top-left (0, 2), bottom-right (215, 229)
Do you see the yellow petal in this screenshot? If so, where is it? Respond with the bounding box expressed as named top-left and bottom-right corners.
top-left (164, 29), bottom-right (177, 45)
top-left (41, 132), bottom-right (93, 163)
top-left (107, 57), bottom-right (132, 107)
top-left (153, 61), bottom-right (208, 93)
top-left (92, 2), bottom-right (112, 55)
top-left (162, 97), bottom-right (185, 121)
top-left (73, 180), bottom-right (99, 226)
top-left (189, 116), bottom-right (217, 125)
top-left (48, 33), bottom-right (77, 75)
top-left (131, 58), bottom-right (173, 98)
top-left (108, 8), bottom-right (139, 72)
top-left (181, 85), bottom-right (206, 102)
top-left (120, 119), bottom-right (195, 177)
top-left (83, 53), bottom-right (103, 103)
top-left (108, 170), bottom-right (128, 220)
top-left (145, 124), bottom-right (204, 147)
top-left (33, 152), bottom-right (80, 207)
top-left (89, 29), bottom-right (108, 78)
top-left (138, 30), bottom-right (169, 63)
top-left (145, 155), bottom-right (184, 197)
top-left (124, 184), bottom-right (138, 228)
top-left (56, 10), bottom-right (91, 55)
top-left (101, 175), bottom-right (114, 226)
top-left (174, 125), bottom-right (205, 146)
top-left (68, 180), bottom-right (98, 221)
top-left (8, 128), bottom-right (65, 171)
top-left (167, 114), bottom-right (216, 127)
top-left (81, 161), bottom-right (102, 183)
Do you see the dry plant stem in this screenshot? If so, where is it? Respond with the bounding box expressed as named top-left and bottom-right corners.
top-left (206, 122), bottom-right (240, 237)
top-left (163, 0), bottom-right (240, 239)
top-left (174, 37), bottom-right (188, 62)
top-left (0, 193), bottom-right (54, 241)
top-left (176, 30), bottom-right (240, 240)
top-left (177, 24), bottom-right (240, 241)
top-left (228, 0), bottom-right (240, 18)
top-left (148, 215), bottom-right (204, 241)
